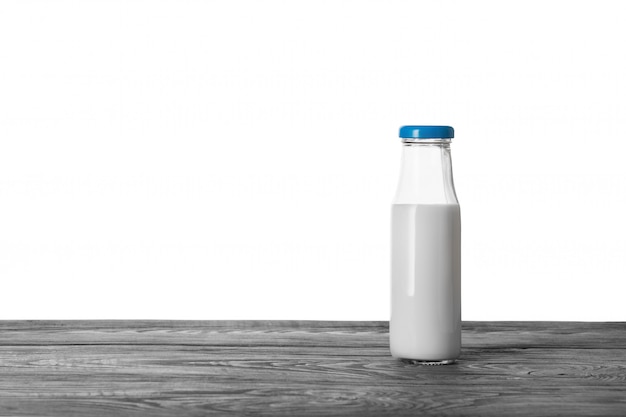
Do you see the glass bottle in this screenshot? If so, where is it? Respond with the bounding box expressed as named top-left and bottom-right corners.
top-left (390, 125), bottom-right (461, 364)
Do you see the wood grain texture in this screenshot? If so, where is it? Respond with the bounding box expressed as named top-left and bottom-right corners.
top-left (0, 321), bottom-right (625, 416)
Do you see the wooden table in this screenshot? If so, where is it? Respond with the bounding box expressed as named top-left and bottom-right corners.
top-left (1, 321), bottom-right (625, 416)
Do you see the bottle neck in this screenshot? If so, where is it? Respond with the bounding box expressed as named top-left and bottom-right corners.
top-left (393, 139), bottom-right (458, 204)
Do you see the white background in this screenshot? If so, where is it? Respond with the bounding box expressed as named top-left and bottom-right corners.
top-left (1, 0), bottom-right (624, 320)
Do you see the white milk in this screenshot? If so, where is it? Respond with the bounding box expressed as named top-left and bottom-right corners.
top-left (390, 203), bottom-right (461, 361)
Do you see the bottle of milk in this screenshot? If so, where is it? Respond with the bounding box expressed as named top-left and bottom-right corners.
top-left (391, 125), bottom-right (461, 364)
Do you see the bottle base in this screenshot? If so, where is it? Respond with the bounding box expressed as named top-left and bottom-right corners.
top-left (399, 358), bottom-right (457, 366)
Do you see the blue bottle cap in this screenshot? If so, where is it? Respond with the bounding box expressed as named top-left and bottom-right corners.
top-left (399, 125), bottom-right (454, 139)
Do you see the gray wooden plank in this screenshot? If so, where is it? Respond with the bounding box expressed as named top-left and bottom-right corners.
top-left (1, 346), bottom-right (625, 386)
top-left (0, 386), bottom-right (625, 416)
top-left (0, 321), bottom-right (625, 416)
top-left (1, 344), bottom-right (625, 384)
top-left (1, 321), bottom-right (624, 349)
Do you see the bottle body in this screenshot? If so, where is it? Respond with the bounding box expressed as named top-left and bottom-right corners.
top-left (390, 132), bottom-right (461, 363)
